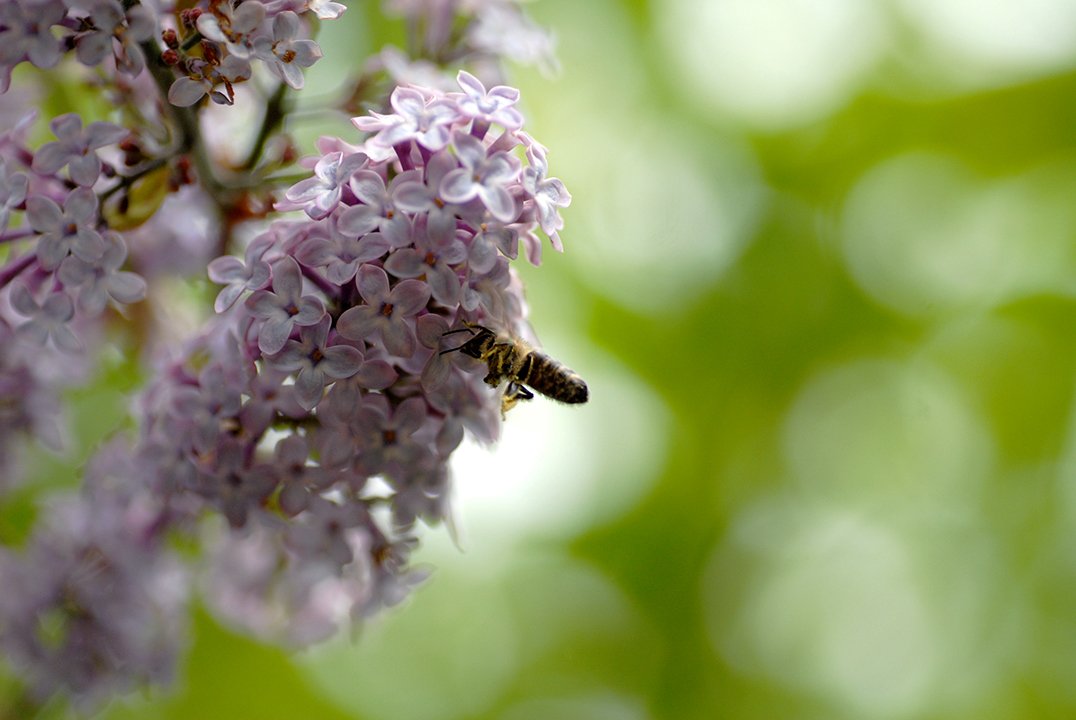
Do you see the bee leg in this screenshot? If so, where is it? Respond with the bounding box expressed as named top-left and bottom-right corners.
top-left (501, 383), bottom-right (534, 417)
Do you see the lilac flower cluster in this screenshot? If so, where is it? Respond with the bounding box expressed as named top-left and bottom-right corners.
top-left (0, 0), bottom-right (573, 711)
top-left (131, 70), bottom-right (570, 642)
top-left (0, 0), bottom-right (335, 106)
top-left (381, 0), bottom-right (558, 81)
top-left (0, 441), bottom-right (188, 707)
top-left (167, 1), bottom-right (332, 106)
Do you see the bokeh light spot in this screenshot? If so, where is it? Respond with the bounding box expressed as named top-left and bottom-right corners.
top-left (782, 357), bottom-right (993, 505)
top-left (657, 0), bottom-right (887, 128)
top-left (707, 503), bottom-right (935, 717)
top-left (841, 153), bottom-right (1075, 317)
top-left (520, 0), bottom-right (764, 314)
top-left (895, 0), bottom-right (1076, 83)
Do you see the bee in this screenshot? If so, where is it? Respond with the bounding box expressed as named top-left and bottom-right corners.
top-left (440, 324), bottom-right (588, 414)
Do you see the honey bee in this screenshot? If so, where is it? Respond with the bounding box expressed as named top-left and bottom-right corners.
top-left (441, 324), bottom-right (588, 414)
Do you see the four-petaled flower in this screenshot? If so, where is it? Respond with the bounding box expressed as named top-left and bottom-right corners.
top-left (208, 234), bottom-right (274, 312)
top-left (32, 113), bottom-right (128, 187)
top-left (453, 70), bottom-right (524, 133)
top-left (0, 158), bottom-right (28, 234)
top-left (383, 216), bottom-right (466, 306)
top-left (245, 256), bottom-right (326, 355)
top-left (353, 86), bottom-right (460, 151)
top-left (336, 169), bottom-right (416, 248)
top-left (27, 187), bottom-right (106, 271)
top-left (283, 151), bottom-right (367, 220)
top-left (336, 265), bottom-right (430, 358)
top-left (58, 231), bottom-right (147, 316)
top-left (265, 315), bottom-right (364, 411)
top-left (10, 284), bottom-right (81, 352)
top-left (253, 11), bottom-right (324, 90)
top-left (521, 134), bottom-right (571, 252)
top-left (440, 131), bottom-right (519, 222)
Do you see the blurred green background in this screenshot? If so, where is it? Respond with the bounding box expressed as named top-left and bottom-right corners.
top-left (22, 0), bottom-right (1076, 718)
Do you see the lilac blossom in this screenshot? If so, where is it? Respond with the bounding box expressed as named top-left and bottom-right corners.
top-left (196, 0), bottom-right (267, 58)
top-left (265, 315), bottom-right (364, 410)
top-left (439, 130), bottom-right (519, 222)
top-left (337, 265), bottom-right (431, 358)
top-left (453, 70), bottom-right (524, 133)
top-left (26, 187), bottom-right (106, 270)
top-left (293, 215), bottom-right (392, 286)
top-left (58, 231), bottom-right (147, 316)
top-left (383, 215), bottom-right (467, 306)
top-left (245, 255), bottom-right (326, 355)
top-left (31, 113), bottom-right (128, 187)
top-left (208, 234), bottom-right (273, 312)
top-left (282, 150), bottom-right (368, 220)
top-left (337, 169), bottom-right (416, 247)
top-left (0, 458), bottom-right (188, 708)
top-left (253, 11), bottom-right (324, 90)
top-left (273, 435), bottom-right (337, 516)
top-left (72, 0), bottom-right (156, 75)
top-left (353, 85), bottom-right (460, 151)
top-left (0, 0), bottom-right (574, 706)
top-left (0, 158), bottom-right (28, 234)
top-left (11, 284), bottom-right (81, 352)
top-left (305, 0), bottom-right (348, 20)
top-left (168, 55), bottom-right (253, 107)
top-left (0, 0), bottom-right (66, 70)
top-left (520, 134), bottom-right (570, 251)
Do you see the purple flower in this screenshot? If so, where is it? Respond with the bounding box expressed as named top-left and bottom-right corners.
top-left (439, 131), bottom-right (519, 222)
top-left (11, 284), bottom-right (81, 352)
top-left (336, 169), bottom-right (416, 247)
top-left (58, 231), bottom-right (147, 316)
top-left (169, 361), bottom-right (245, 456)
top-left (27, 187), bottom-right (106, 271)
top-left (200, 440), bottom-right (279, 529)
top-left (253, 11), bottom-right (323, 90)
top-left (245, 255), bottom-right (326, 355)
top-left (454, 70), bottom-right (524, 132)
top-left (0, 0), bottom-right (66, 70)
top-left (521, 133), bottom-right (570, 251)
top-left (168, 55), bottom-right (252, 107)
top-left (392, 148), bottom-right (459, 240)
top-left (282, 150), bottom-right (367, 220)
top-left (73, 0), bottom-right (156, 75)
top-left (0, 473), bottom-right (187, 708)
top-left (467, 3), bottom-right (558, 73)
top-left (305, 0), bottom-right (348, 20)
top-left (383, 216), bottom-right (466, 306)
top-left (273, 435), bottom-right (337, 516)
top-left (265, 315), bottom-right (364, 411)
top-left (345, 394), bottom-right (434, 478)
top-left (0, 158), bottom-right (28, 234)
top-left (196, 0), bottom-right (266, 57)
top-left (352, 85), bottom-right (460, 151)
top-left (32, 113), bottom-right (128, 187)
top-left (293, 215), bottom-right (391, 286)
top-left (208, 234), bottom-right (273, 312)
top-left (285, 495), bottom-right (368, 568)
top-left (336, 265), bottom-right (430, 358)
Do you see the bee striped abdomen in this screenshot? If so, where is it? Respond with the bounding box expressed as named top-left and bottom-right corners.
top-left (518, 350), bottom-right (589, 404)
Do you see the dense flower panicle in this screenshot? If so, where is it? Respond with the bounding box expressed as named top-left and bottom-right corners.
top-left (119, 71), bottom-right (570, 643)
top-left (382, 0), bottom-right (557, 77)
top-left (0, 441), bottom-right (188, 709)
top-left (0, 0), bottom-right (572, 707)
top-left (0, 0), bottom-right (340, 108)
